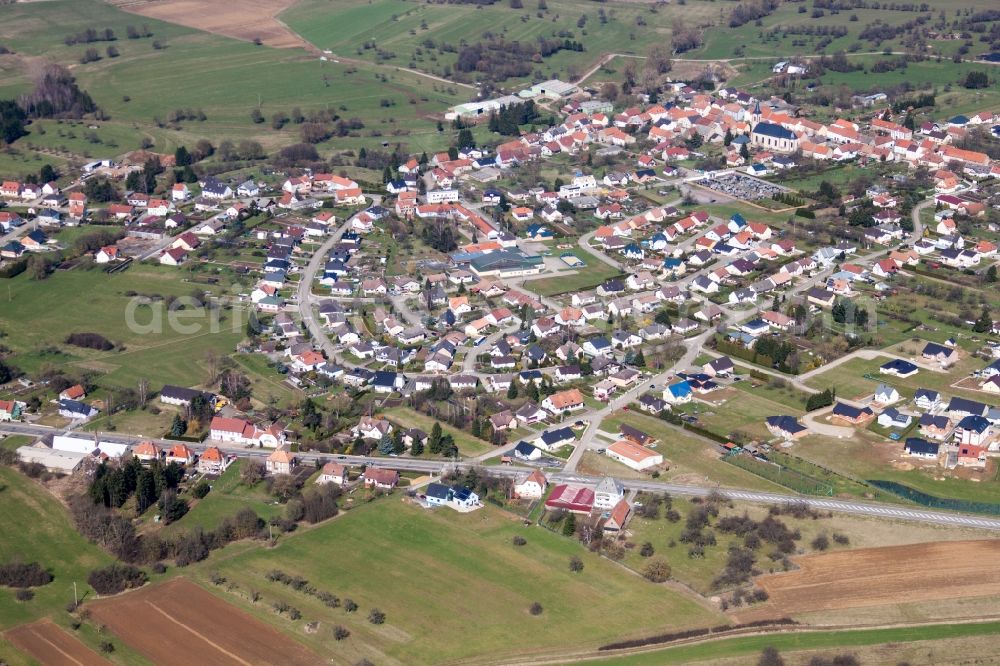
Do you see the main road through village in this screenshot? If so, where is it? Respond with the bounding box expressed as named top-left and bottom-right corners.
top-left (3, 419), bottom-right (1000, 531)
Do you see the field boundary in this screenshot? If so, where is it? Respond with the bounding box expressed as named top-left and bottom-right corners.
top-left (479, 618), bottom-right (1000, 666)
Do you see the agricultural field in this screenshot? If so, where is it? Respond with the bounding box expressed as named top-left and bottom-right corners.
top-left (694, 0), bottom-right (1000, 61)
top-left (587, 621), bottom-right (1000, 666)
top-left (0, 0), bottom-right (467, 158)
top-left (87, 578), bottom-right (320, 665)
top-left (195, 499), bottom-right (724, 664)
top-left (281, 0), bottom-right (722, 86)
top-left (744, 540), bottom-right (1000, 620)
top-left (112, 0), bottom-right (308, 50)
top-left (5, 620), bottom-right (110, 666)
top-left (621, 498), bottom-right (994, 598)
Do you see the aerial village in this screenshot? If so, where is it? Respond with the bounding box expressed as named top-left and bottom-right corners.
top-left (3, 75), bottom-right (1000, 534)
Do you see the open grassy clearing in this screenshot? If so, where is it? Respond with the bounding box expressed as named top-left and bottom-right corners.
top-left (0, 263), bottom-right (245, 390)
top-left (0, 468), bottom-right (113, 630)
top-left (0, 435), bottom-right (34, 452)
top-left (382, 405), bottom-right (492, 456)
top-left (232, 353), bottom-right (300, 406)
top-left (80, 404), bottom-right (176, 437)
top-left (158, 459), bottom-right (286, 536)
top-left (195, 499), bottom-right (724, 664)
top-left (794, 594), bottom-right (1000, 628)
top-left (601, 411), bottom-right (786, 492)
top-left (730, 366), bottom-right (812, 411)
top-left (694, 0), bottom-right (999, 60)
top-left (693, 390), bottom-right (804, 442)
top-left (621, 497), bottom-right (992, 597)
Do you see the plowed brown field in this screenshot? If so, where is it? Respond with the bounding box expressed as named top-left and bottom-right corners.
top-left (86, 578), bottom-right (320, 665)
top-left (6, 619), bottom-right (110, 666)
top-left (111, 0), bottom-right (311, 50)
top-left (751, 540), bottom-right (1000, 617)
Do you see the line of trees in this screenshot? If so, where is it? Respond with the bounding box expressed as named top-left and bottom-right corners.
top-left (64, 27), bottom-right (117, 46)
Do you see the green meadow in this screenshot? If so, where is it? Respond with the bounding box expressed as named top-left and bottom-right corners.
top-left (196, 499), bottom-right (725, 664)
top-left (0, 467), bottom-right (113, 629)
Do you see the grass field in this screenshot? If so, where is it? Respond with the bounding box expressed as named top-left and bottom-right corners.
top-left (693, 390), bottom-right (803, 442)
top-left (282, 0), bottom-right (722, 86)
top-left (0, 263), bottom-right (245, 391)
top-left (232, 353), bottom-right (300, 406)
top-left (0, 0), bottom-right (467, 157)
top-left (621, 495), bottom-right (991, 596)
top-left (730, 365), bottom-right (812, 411)
top-left (197, 499), bottom-right (724, 664)
top-left (382, 406), bottom-right (492, 456)
top-left (694, 0), bottom-right (999, 60)
top-left (793, 431), bottom-right (1000, 505)
top-left (523, 246), bottom-right (622, 297)
top-left (0, 468), bottom-right (112, 630)
top-left (0, 435), bottom-right (34, 452)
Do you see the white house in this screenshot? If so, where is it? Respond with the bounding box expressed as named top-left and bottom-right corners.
top-left (317, 462), bottom-right (347, 485)
top-left (514, 470), bottom-right (547, 499)
top-left (593, 477), bottom-right (624, 510)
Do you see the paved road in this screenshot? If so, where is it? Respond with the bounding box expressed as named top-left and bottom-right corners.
top-left (297, 218), bottom-right (353, 360)
top-left (7, 421), bottom-right (1000, 530)
top-left (0, 222), bottom-right (29, 247)
top-left (552, 471), bottom-right (1000, 531)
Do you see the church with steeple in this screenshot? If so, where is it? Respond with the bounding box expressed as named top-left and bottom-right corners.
top-left (750, 101), bottom-right (798, 153)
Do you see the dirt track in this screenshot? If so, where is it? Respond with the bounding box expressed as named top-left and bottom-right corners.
top-left (86, 578), bottom-right (320, 665)
top-left (6, 619), bottom-right (111, 666)
top-left (746, 540), bottom-right (1000, 619)
top-left (111, 0), bottom-right (311, 50)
